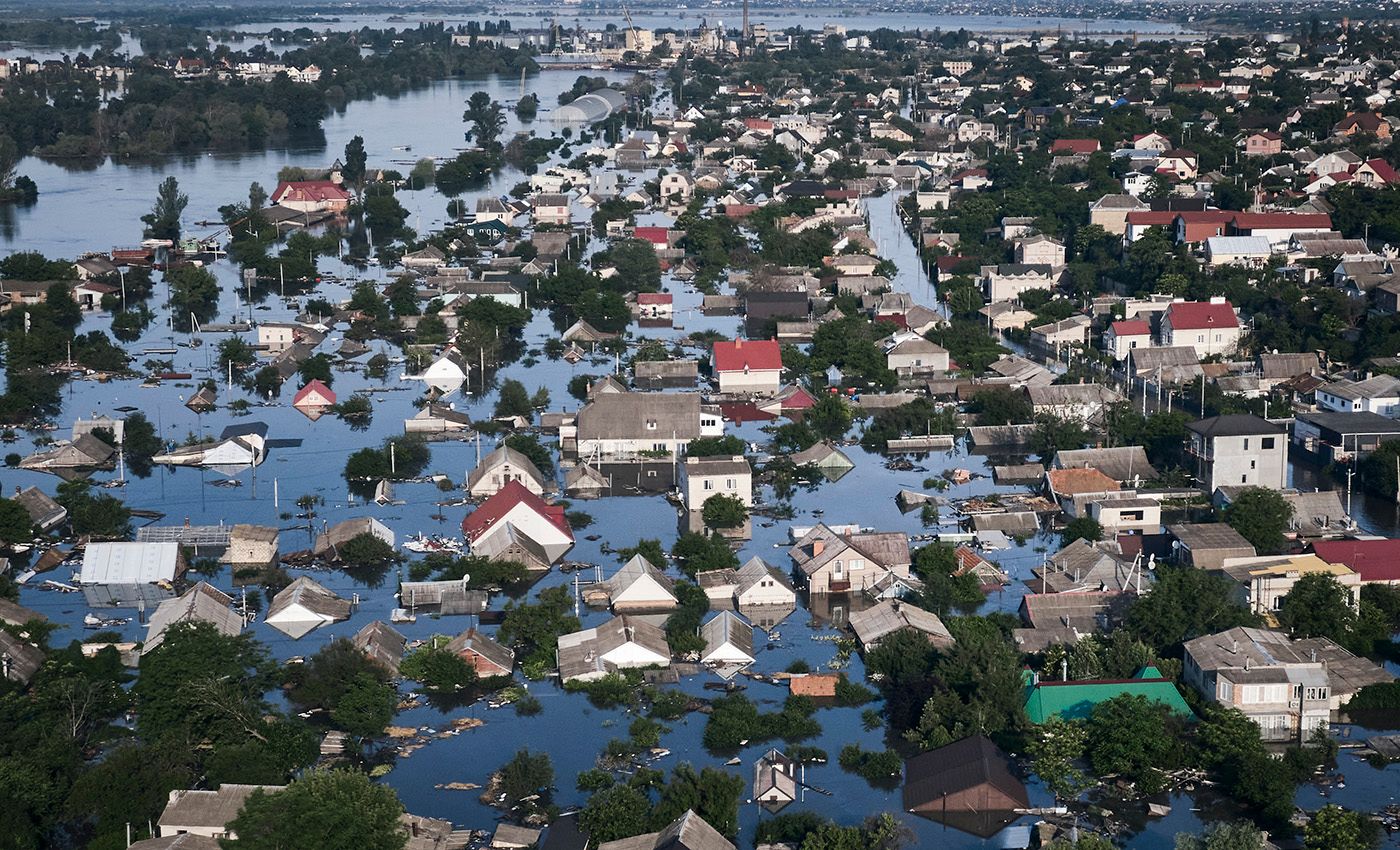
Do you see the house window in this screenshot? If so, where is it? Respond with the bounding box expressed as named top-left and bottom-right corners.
top-left (1130, 340), bottom-right (1138, 349)
top-left (1122, 510), bottom-right (1144, 522)
top-left (1243, 438), bottom-right (1250, 450)
top-left (833, 561), bottom-right (844, 578)
top-left (646, 419), bottom-right (658, 430)
top-left (1250, 460), bottom-right (1256, 470)
top-left (1262, 437), bottom-right (1275, 450)
top-left (726, 479), bottom-right (735, 489)
top-left (704, 480), bottom-right (714, 491)
top-left (849, 559), bottom-right (865, 571)
top-left (1197, 334), bottom-right (1205, 343)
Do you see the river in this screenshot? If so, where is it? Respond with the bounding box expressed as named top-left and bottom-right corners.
top-left (3, 68), bottom-right (1398, 849)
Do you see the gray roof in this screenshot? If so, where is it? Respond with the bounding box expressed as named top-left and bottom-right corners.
top-left (445, 626), bottom-right (515, 673)
top-left (578, 392), bottom-right (702, 441)
top-left (1184, 626), bottom-right (1393, 699)
top-left (353, 621), bottom-right (407, 676)
top-left (266, 576), bottom-right (351, 635)
top-left (700, 610), bottom-right (755, 661)
top-left (0, 630), bottom-right (44, 683)
top-left (1054, 446), bottom-right (1159, 483)
top-left (467, 445), bottom-right (548, 492)
top-left (144, 582), bottom-right (243, 655)
top-left (1169, 522), bottom-right (1257, 553)
top-left (1027, 383), bottom-right (1123, 407)
top-left (1033, 538), bottom-right (1149, 594)
top-left (0, 596), bottom-right (46, 626)
top-left (603, 554), bottom-right (677, 600)
top-left (557, 615), bottom-right (670, 681)
top-left (158, 785), bottom-right (284, 833)
top-left (848, 598), bottom-right (954, 648)
top-left (597, 810), bottom-right (735, 850)
top-left (1295, 410), bottom-right (1400, 436)
top-left (13, 486), bottom-right (65, 529)
top-left (1187, 414), bottom-right (1285, 438)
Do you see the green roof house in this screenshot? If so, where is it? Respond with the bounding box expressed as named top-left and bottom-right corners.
top-left (1022, 666), bottom-right (1194, 724)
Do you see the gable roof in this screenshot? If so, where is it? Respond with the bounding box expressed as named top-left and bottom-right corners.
top-left (1312, 538), bottom-right (1400, 583)
top-left (445, 626), bottom-right (515, 673)
top-left (713, 339), bottom-right (782, 373)
top-left (461, 480), bottom-right (572, 542)
top-left (1164, 301), bottom-right (1238, 330)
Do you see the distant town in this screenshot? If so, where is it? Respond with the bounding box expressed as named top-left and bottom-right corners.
top-left (1, 5), bottom-right (1400, 850)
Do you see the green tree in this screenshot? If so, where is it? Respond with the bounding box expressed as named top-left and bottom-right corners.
top-left (580, 784), bottom-right (651, 843)
top-left (607, 238), bottom-right (662, 291)
top-left (0, 497), bottom-right (35, 545)
top-left (650, 764), bottom-right (745, 837)
top-left (1085, 694), bottom-right (1183, 795)
top-left (223, 770), bottom-right (407, 850)
top-left (806, 394), bottom-right (854, 440)
top-left (1126, 565), bottom-right (1258, 655)
top-left (330, 673), bottom-right (396, 738)
top-left (1279, 573), bottom-right (1357, 643)
top-left (1028, 716), bottom-right (1090, 802)
top-left (337, 533), bottom-right (400, 570)
top-left (495, 379), bottom-right (533, 419)
top-left (685, 435), bottom-right (746, 457)
top-left (1304, 805), bottom-right (1379, 850)
top-left (498, 749), bottom-right (554, 807)
top-left (1222, 487), bottom-right (1293, 554)
top-left (342, 135), bottom-right (368, 188)
top-left (141, 176), bottom-right (188, 241)
top-left (970, 386), bottom-right (1033, 425)
top-left (463, 91), bottom-right (506, 148)
top-left (700, 493), bottom-right (747, 529)
top-left (1175, 821), bottom-right (1270, 850)
top-left (1059, 516), bottom-right (1103, 547)
top-left (399, 638), bottom-right (477, 692)
top-left (167, 265), bottom-right (220, 331)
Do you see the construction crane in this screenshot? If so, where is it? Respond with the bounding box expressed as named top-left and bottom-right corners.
top-left (622, 4), bottom-right (641, 53)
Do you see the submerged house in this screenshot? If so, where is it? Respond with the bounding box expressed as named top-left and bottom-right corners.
top-left (734, 556), bottom-right (797, 608)
top-left (20, 433), bottom-right (117, 472)
top-left (143, 582), bottom-right (243, 655)
top-left (789, 524), bottom-right (912, 594)
top-left (699, 610), bottom-right (755, 677)
top-left (353, 620), bottom-right (407, 676)
top-left (848, 598), bottom-right (955, 651)
top-left (466, 445), bottom-right (551, 498)
top-left (445, 627), bottom-right (515, 678)
top-left (77, 541), bottom-right (185, 608)
top-left (314, 517), bottom-right (395, 561)
top-left (556, 615), bottom-right (670, 683)
top-left (601, 554), bottom-right (678, 612)
top-left (462, 481), bottom-right (574, 565)
top-left (264, 576), bottom-right (351, 638)
top-left (903, 735), bottom-right (1029, 838)
top-left (753, 748), bottom-right (799, 809)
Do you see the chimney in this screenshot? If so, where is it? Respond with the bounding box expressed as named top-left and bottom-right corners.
top-left (812, 539), bottom-right (825, 556)
top-left (735, 339), bottom-right (743, 349)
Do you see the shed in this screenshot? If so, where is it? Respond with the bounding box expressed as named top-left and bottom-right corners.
top-left (903, 735), bottom-right (1029, 838)
top-left (699, 610), bottom-right (755, 677)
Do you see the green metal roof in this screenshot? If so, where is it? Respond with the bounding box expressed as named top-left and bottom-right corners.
top-left (1022, 666), bottom-right (1195, 724)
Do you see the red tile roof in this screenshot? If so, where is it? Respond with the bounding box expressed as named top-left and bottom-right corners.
top-left (1050, 138), bottom-right (1100, 155)
top-left (1311, 539), bottom-right (1400, 583)
top-left (1125, 211), bottom-right (1178, 226)
top-left (1362, 158), bottom-right (1400, 183)
top-left (637, 292), bottom-right (672, 305)
top-left (1165, 301), bottom-right (1238, 330)
top-left (1109, 320), bottom-right (1151, 336)
top-left (273, 180), bottom-right (351, 204)
top-left (1229, 212), bottom-right (1332, 231)
top-left (632, 226), bottom-right (670, 246)
top-left (713, 339), bottom-right (782, 373)
top-left (293, 379), bottom-right (336, 407)
top-left (461, 480), bottom-right (572, 541)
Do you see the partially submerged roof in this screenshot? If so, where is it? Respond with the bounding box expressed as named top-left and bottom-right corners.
top-left (903, 735), bottom-right (1029, 838)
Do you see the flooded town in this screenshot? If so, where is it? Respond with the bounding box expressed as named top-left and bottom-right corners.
top-left (2, 3), bottom-right (1400, 850)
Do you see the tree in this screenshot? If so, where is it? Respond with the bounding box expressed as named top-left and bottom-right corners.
top-left (1085, 694), bottom-right (1182, 795)
top-left (1175, 821), bottom-right (1270, 850)
top-left (342, 135), bottom-right (368, 188)
top-left (806, 395), bottom-right (854, 441)
top-left (970, 386), bottom-right (1033, 425)
top-left (249, 181), bottom-right (268, 212)
top-left (1060, 516), bottom-right (1102, 547)
top-left (141, 176), bottom-right (188, 241)
top-left (1126, 565), bottom-right (1258, 655)
top-left (686, 435), bottom-right (746, 457)
top-left (1304, 805), bottom-right (1380, 850)
top-left (1223, 487), bottom-right (1293, 554)
top-left (498, 749), bottom-right (554, 806)
top-left (224, 770), bottom-right (407, 850)
top-left (504, 433), bottom-right (555, 474)
top-left (1028, 717), bottom-right (1090, 802)
top-left (607, 238), bottom-right (662, 291)
top-left (167, 265), bottom-right (220, 331)
top-left (700, 494), bottom-right (747, 529)
top-left (337, 532), bottom-right (400, 570)
top-left (0, 497), bottom-right (35, 545)
top-left (495, 379), bottom-right (533, 419)
top-left (398, 638), bottom-right (477, 692)
top-left (463, 91), bottom-right (506, 148)
top-left (650, 764), bottom-right (745, 837)
top-left (580, 784), bottom-right (651, 843)
top-left (330, 673), bottom-right (396, 738)
top-left (1279, 573), bottom-right (1357, 643)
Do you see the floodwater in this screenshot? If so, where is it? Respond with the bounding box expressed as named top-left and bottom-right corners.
top-left (3, 69), bottom-right (1398, 848)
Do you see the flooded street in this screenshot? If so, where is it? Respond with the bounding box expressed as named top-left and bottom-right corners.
top-left (3, 66), bottom-right (1398, 849)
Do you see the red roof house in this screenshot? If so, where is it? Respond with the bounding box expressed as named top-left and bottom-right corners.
top-left (713, 339), bottom-right (782, 395)
top-left (461, 480), bottom-right (574, 563)
top-left (632, 227), bottom-right (671, 248)
top-left (1228, 212), bottom-right (1333, 237)
top-left (1311, 539), bottom-right (1400, 584)
top-left (271, 180), bottom-right (352, 213)
top-left (1050, 138), bottom-right (1101, 155)
top-left (1162, 301), bottom-right (1238, 330)
top-left (293, 379), bottom-right (336, 409)
top-left (1172, 211), bottom-right (1235, 244)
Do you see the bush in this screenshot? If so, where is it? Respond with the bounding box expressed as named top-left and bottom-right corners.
top-left (702, 693), bottom-right (822, 751)
top-left (838, 744), bottom-right (902, 788)
top-left (399, 638), bottom-right (477, 692)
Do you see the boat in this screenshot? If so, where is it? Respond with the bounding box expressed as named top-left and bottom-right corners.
top-left (403, 533), bottom-right (464, 554)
